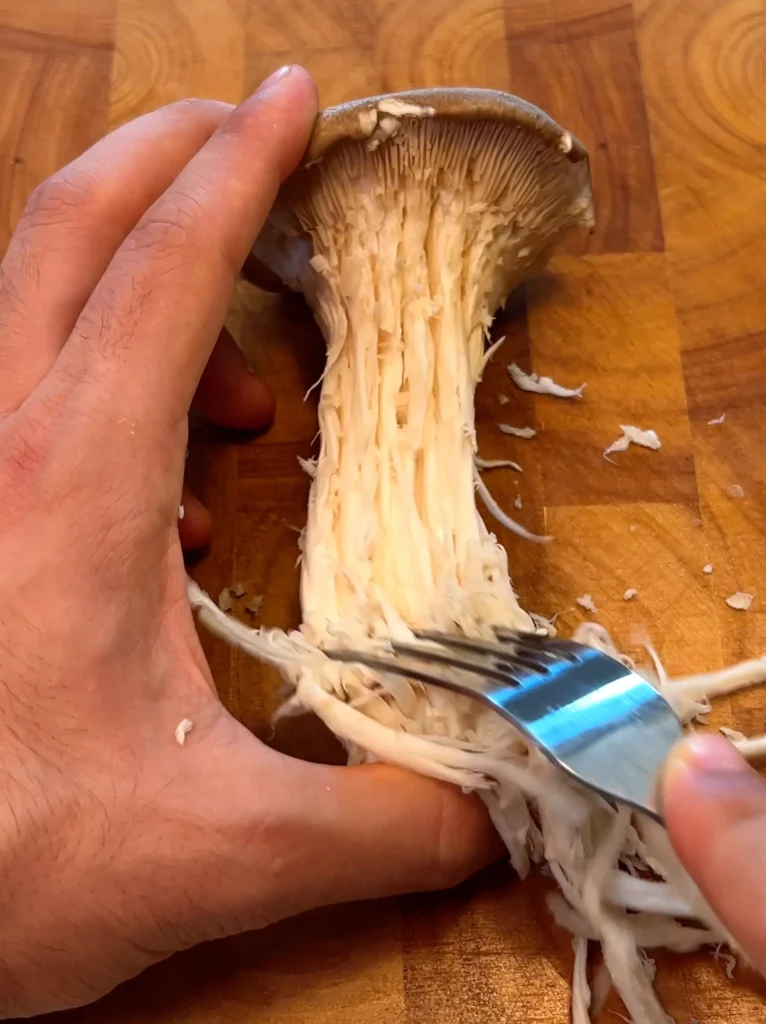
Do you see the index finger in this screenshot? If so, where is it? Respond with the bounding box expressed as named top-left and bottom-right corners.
top-left (57, 66), bottom-right (317, 426)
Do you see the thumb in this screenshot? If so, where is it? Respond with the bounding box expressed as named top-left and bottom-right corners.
top-left (221, 753), bottom-right (505, 929)
top-left (662, 734), bottom-right (766, 972)
top-left (306, 761), bottom-right (503, 898)
top-left (167, 716), bottom-right (503, 949)
top-left (247, 757), bottom-right (503, 927)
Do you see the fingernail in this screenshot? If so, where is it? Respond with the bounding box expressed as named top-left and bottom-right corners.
top-left (658, 735), bottom-right (745, 820)
top-left (660, 734), bottom-right (751, 807)
top-left (661, 734), bottom-right (766, 836)
top-left (257, 66), bottom-right (294, 93)
top-left (674, 734), bottom-right (750, 775)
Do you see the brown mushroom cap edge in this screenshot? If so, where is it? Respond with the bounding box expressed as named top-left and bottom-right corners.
top-left (244, 87), bottom-right (593, 292)
top-left (305, 88), bottom-right (589, 166)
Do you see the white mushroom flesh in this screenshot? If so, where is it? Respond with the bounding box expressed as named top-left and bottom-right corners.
top-left (726, 592), bottom-right (754, 611)
top-left (604, 425), bottom-right (662, 459)
top-left (291, 119), bottom-right (586, 642)
top-left (498, 423), bottom-right (536, 438)
top-left (508, 361), bottom-right (586, 398)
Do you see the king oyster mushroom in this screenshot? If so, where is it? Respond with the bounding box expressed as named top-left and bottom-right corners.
top-left (251, 88), bottom-right (593, 644)
top-left (191, 90), bottom-right (766, 1021)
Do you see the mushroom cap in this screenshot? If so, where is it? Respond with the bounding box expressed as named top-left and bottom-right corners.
top-left (248, 87), bottom-right (594, 295)
top-left (304, 88), bottom-right (590, 167)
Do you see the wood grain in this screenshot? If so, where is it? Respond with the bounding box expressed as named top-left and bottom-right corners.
top-left (0, 1), bottom-right (113, 251)
top-left (636, 0), bottom-right (766, 690)
top-left (375, 0), bottom-right (511, 93)
top-left (635, 0), bottom-right (766, 349)
top-left (110, 0), bottom-right (246, 125)
top-left (54, 901), bottom-right (408, 1024)
top-left (527, 253), bottom-right (694, 507)
top-left (2, 0), bottom-right (766, 1021)
top-left (247, 47), bottom-right (383, 108)
top-left (402, 867), bottom-right (573, 1024)
top-left (504, 0), bottom-right (663, 254)
top-left (0, 0), bottom-right (114, 49)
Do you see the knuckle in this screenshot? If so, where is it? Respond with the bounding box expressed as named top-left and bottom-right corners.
top-left (0, 254), bottom-right (34, 331)
top-left (122, 189), bottom-right (207, 266)
top-left (431, 788), bottom-right (492, 890)
top-left (126, 211), bottom-right (191, 258)
top-left (21, 168), bottom-right (103, 230)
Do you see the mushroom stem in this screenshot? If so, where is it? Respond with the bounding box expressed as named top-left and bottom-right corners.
top-left (287, 116), bottom-right (588, 644)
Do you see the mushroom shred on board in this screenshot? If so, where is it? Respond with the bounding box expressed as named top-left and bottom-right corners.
top-left (189, 89), bottom-right (766, 1024)
top-left (498, 423), bottom-right (537, 439)
top-left (507, 361), bottom-right (586, 399)
top-left (475, 456), bottom-right (523, 473)
top-left (603, 425), bottom-right (661, 460)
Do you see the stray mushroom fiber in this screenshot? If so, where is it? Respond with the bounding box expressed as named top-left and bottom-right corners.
top-left (190, 89), bottom-right (766, 1024)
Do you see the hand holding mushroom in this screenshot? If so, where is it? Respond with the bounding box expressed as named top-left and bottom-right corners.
top-left (0, 70), bottom-right (498, 1017)
top-left (0, 67), bottom-right (763, 1020)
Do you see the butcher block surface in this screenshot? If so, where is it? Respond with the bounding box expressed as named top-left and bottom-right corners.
top-left (2, 0), bottom-right (766, 1021)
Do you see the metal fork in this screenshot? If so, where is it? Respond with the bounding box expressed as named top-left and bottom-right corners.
top-left (324, 629), bottom-right (683, 823)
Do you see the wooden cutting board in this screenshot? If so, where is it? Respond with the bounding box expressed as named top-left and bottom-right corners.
top-left (3, 0), bottom-right (765, 1021)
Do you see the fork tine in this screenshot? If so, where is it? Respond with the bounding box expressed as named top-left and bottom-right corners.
top-left (494, 628), bottom-right (582, 660)
top-left (325, 637), bottom-right (538, 689)
top-left (412, 630), bottom-right (554, 673)
top-left (325, 649), bottom-right (450, 687)
top-left (323, 648), bottom-right (511, 698)
top-left (391, 640), bottom-right (536, 684)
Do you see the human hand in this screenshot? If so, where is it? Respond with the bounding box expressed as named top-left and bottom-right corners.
top-left (662, 735), bottom-right (766, 973)
top-left (0, 67), bottom-right (499, 1017)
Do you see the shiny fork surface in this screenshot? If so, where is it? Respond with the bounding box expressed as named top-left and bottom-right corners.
top-left (324, 629), bottom-right (683, 823)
